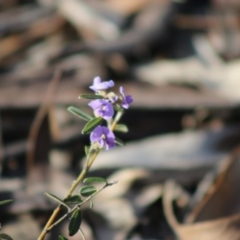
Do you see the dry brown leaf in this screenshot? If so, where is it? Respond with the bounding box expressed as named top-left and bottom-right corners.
top-left (163, 180), bottom-right (240, 240)
top-left (186, 147), bottom-right (240, 223)
top-left (58, 0), bottom-right (120, 40)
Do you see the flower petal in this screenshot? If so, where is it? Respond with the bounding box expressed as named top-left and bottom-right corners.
top-left (102, 102), bottom-right (114, 119)
top-left (103, 127), bottom-right (115, 140)
top-left (89, 77), bottom-right (114, 92)
top-left (89, 100), bottom-right (114, 120)
top-left (122, 95), bottom-right (133, 109)
top-left (119, 86), bottom-right (125, 96)
top-left (90, 126), bottom-right (103, 142)
top-left (119, 86), bottom-right (133, 109)
top-left (105, 140), bottom-right (115, 150)
top-left (93, 76), bottom-right (101, 85)
top-left (90, 126), bottom-right (116, 150)
top-left (88, 99), bottom-right (105, 109)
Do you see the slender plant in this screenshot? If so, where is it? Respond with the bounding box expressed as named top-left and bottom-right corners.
top-left (38, 76), bottom-right (133, 240)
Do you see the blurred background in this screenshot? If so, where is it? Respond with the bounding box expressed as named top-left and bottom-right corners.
top-left (1, 0), bottom-right (240, 239)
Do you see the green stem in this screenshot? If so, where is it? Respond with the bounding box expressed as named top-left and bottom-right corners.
top-left (37, 150), bottom-right (99, 240)
top-left (110, 111), bottom-right (123, 131)
top-left (66, 149), bottom-right (99, 197)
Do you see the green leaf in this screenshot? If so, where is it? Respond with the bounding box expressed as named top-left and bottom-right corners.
top-left (0, 233), bottom-right (14, 240)
top-left (79, 94), bottom-right (104, 99)
top-left (83, 177), bottom-right (107, 184)
top-left (114, 137), bottom-right (125, 146)
top-left (59, 235), bottom-right (68, 240)
top-left (89, 200), bottom-right (94, 209)
top-left (64, 195), bottom-right (82, 205)
top-left (81, 117), bottom-right (103, 134)
top-left (44, 193), bottom-right (70, 210)
top-left (67, 106), bottom-right (93, 121)
top-left (114, 124), bottom-right (128, 133)
top-left (68, 209), bottom-right (82, 236)
top-left (114, 105), bottom-right (123, 112)
top-left (0, 199), bottom-right (13, 206)
top-left (80, 186), bottom-right (97, 197)
top-left (84, 146), bottom-right (90, 157)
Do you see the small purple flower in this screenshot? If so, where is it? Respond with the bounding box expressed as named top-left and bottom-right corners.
top-left (119, 86), bottom-right (133, 109)
top-left (90, 126), bottom-right (115, 150)
top-left (88, 99), bottom-right (114, 120)
top-left (89, 76), bottom-right (114, 92)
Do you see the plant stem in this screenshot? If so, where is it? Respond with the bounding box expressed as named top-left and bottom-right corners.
top-left (110, 111), bottom-right (123, 131)
top-left (38, 110), bottom-right (123, 240)
top-left (47, 181), bottom-right (116, 231)
top-left (37, 150), bottom-right (99, 240)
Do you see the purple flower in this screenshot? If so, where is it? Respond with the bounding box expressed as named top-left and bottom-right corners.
top-left (119, 86), bottom-right (133, 109)
top-left (90, 126), bottom-right (115, 150)
top-left (88, 99), bottom-right (114, 120)
top-left (89, 76), bottom-right (114, 92)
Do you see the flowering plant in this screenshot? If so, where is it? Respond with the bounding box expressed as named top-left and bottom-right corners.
top-left (37, 76), bottom-right (133, 240)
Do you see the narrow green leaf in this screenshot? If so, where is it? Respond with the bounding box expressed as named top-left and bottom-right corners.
top-left (84, 146), bottom-right (90, 157)
top-left (81, 117), bottom-right (103, 134)
top-left (83, 177), bottom-right (107, 184)
top-left (114, 137), bottom-right (125, 146)
top-left (0, 233), bottom-right (14, 240)
top-left (0, 199), bottom-right (13, 206)
top-left (80, 186), bottom-right (97, 197)
top-left (59, 235), bottom-right (68, 240)
top-left (68, 209), bottom-right (82, 236)
top-left (64, 195), bottom-right (82, 205)
top-left (44, 193), bottom-right (70, 210)
top-left (89, 200), bottom-right (94, 209)
top-left (79, 94), bottom-right (104, 99)
top-left (114, 124), bottom-right (128, 133)
top-left (67, 106), bottom-right (93, 121)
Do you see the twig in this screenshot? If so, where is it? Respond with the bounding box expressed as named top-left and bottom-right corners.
top-left (26, 70), bottom-right (61, 176)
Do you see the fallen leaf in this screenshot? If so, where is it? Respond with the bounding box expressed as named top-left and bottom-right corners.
top-left (163, 180), bottom-right (240, 240)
